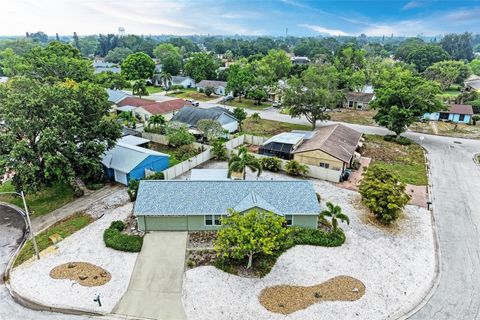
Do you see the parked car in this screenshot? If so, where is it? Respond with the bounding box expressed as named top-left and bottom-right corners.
top-left (221, 94), bottom-right (234, 102)
top-left (272, 101), bottom-right (282, 108)
top-left (186, 99), bottom-right (199, 107)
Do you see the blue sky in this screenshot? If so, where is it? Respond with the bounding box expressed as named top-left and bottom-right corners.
top-left (2, 0), bottom-right (480, 36)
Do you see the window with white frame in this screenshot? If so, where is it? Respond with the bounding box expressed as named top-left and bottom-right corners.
top-left (285, 215), bottom-right (293, 226)
top-left (205, 214), bottom-right (222, 226)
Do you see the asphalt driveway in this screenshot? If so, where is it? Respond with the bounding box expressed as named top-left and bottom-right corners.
top-left (114, 232), bottom-right (188, 320)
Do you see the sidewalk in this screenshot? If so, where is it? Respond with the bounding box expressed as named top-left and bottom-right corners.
top-left (32, 184), bottom-right (124, 233)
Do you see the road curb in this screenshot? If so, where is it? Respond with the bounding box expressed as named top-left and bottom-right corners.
top-left (395, 147), bottom-right (442, 319)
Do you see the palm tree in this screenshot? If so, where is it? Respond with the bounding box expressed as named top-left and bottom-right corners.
top-left (228, 146), bottom-right (262, 180)
top-left (147, 114), bottom-right (166, 131)
top-left (320, 202), bottom-right (349, 232)
top-left (160, 72), bottom-right (172, 91)
top-left (132, 80), bottom-right (148, 98)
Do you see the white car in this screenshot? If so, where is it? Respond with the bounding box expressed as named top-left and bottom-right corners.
top-left (186, 99), bottom-right (199, 107)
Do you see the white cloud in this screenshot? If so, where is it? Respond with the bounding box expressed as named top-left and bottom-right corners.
top-left (402, 1), bottom-right (426, 10)
top-left (299, 24), bottom-right (350, 36)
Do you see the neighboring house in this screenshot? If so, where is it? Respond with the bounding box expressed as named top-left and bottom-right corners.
top-left (121, 127), bottom-right (141, 137)
top-left (102, 142), bottom-right (169, 185)
top-left (93, 61), bottom-right (121, 74)
top-left (343, 92), bottom-right (375, 110)
top-left (117, 97), bottom-right (191, 121)
top-left (171, 106), bottom-right (238, 133)
top-left (197, 80), bottom-right (228, 95)
top-left (291, 56), bottom-right (311, 65)
top-left (107, 89), bottom-right (130, 105)
top-left (293, 124), bottom-right (362, 172)
top-left (258, 132), bottom-right (305, 160)
top-left (464, 75), bottom-right (480, 92)
top-left (134, 180), bottom-right (320, 231)
top-left (423, 104), bottom-right (474, 124)
top-left (171, 76), bottom-right (195, 88)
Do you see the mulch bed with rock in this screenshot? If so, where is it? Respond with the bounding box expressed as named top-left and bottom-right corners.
top-left (259, 275), bottom-right (365, 315)
top-left (50, 262), bottom-right (111, 287)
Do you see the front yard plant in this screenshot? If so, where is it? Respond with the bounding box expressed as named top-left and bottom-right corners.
top-left (228, 146), bottom-right (262, 179)
top-left (320, 202), bottom-right (350, 231)
top-left (259, 157), bottom-right (282, 172)
top-left (103, 220), bottom-right (143, 252)
top-left (285, 160), bottom-right (309, 177)
top-left (359, 165), bottom-right (411, 224)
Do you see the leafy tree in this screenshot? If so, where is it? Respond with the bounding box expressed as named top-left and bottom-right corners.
top-left (405, 44), bottom-right (450, 72)
top-left (359, 165), bottom-right (411, 224)
top-left (211, 140), bottom-right (227, 160)
top-left (250, 112), bottom-right (261, 122)
top-left (96, 34), bottom-right (119, 57)
top-left (233, 107), bottom-right (247, 131)
top-left (184, 52), bottom-right (219, 82)
top-left (204, 86), bottom-right (214, 97)
top-left (424, 60), bottom-right (470, 90)
top-left (334, 44), bottom-right (367, 90)
top-left (284, 160), bottom-right (309, 177)
top-left (95, 71), bottom-right (130, 90)
top-left (0, 77), bottom-right (121, 192)
top-left (0, 38), bottom-right (37, 55)
top-left (197, 119), bottom-right (225, 141)
top-left (76, 35), bottom-right (99, 57)
top-left (118, 111), bottom-right (136, 128)
top-left (395, 38), bottom-right (425, 61)
top-left (320, 202), bottom-right (349, 232)
top-left (226, 62), bottom-right (253, 101)
top-left (283, 64), bottom-right (340, 129)
top-left (254, 49), bottom-right (291, 83)
top-left (132, 80), bottom-right (148, 98)
top-left (153, 43), bottom-right (182, 75)
top-left (121, 52), bottom-right (155, 81)
top-left (440, 32), bottom-right (474, 61)
top-left (371, 65), bottom-right (442, 138)
top-left (105, 47), bottom-right (133, 63)
top-left (469, 59), bottom-right (480, 76)
top-left (228, 146), bottom-right (262, 179)
top-left (214, 209), bottom-right (289, 269)
top-left (155, 71), bottom-right (172, 89)
top-left (26, 31), bottom-right (48, 44)
top-left (165, 122), bottom-right (195, 147)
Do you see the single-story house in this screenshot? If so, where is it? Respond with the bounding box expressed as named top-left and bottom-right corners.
top-left (197, 80), bottom-right (228, 96)
top-left (102, 142), bottom-right (170, 185)
top-left (291, 56), bottom-right (311, 65)
top-left (0, 77), bottom-right (8, 83)
top-left (134, 180), bottom-right (320, 231)
top-left (171, 106), bottom-right (238, 133)
top-left (423, 104), bottom-right (474, 124)
top-left (464, 75), bottom-right (480, 92)
top-left (258, 132), bottom-right (305, 160)
top-left (171, 76), bottom-right (195, 88)
top-left (117, 97), bottom-right (191, 121)
top-left (93, 61), bottom-right (121, 74)
top-left (293, 124), bottom-right (362, 172)
top-left (343, 92), bottom-right (375, 110)
top-left (107, 89), bottom-right (130, 105)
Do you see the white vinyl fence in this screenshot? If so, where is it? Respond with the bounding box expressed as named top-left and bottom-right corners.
top-left (161, 148), bottom-right (213, 180)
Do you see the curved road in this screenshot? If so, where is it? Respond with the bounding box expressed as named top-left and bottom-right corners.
top-left (202, 103), bottom-right (480, 319)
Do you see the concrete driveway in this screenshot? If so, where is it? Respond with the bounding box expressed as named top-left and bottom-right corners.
top-left (114, 232), bottom-right (187, 320)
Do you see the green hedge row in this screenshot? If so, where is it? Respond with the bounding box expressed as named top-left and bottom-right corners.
top-left (103, 221), bottom-right (143, 252)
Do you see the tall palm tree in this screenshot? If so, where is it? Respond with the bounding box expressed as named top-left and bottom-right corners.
top-left (320, 202), bottom-right (349, 232)
top-left (160, 72), bottom-right (172, 91)
top-left (147, 114), bottom-right (166, 130)
top-left (132, 80), bottom-right (148, 98)
top-left (228, 146), bottom-right (262, 180)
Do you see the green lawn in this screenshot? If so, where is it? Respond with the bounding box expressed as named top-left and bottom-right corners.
top-left (166, 88), bottom-right (218, 101)
top-left (361, 134), bottom-right (427, 185)
top-left (226, 99), bottom-right (271, 111)
top-left (14, 213), bottom-right (93, 267)
top-left (241, 118), bottom-right (311, 137)
top-left (0, 181), bottom-right (75, 218)
top-left (146, 86), bottom-right (164, 94)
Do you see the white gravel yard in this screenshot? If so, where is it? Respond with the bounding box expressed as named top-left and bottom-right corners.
top-left (9, 190), bottom-right (138, 314)
top-left (181, 161), bottom-right (436, 320)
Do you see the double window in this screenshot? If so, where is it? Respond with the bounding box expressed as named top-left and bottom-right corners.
top-left (319, 162), bottom-right (330, 169)
top-left (205, 215), bottom-right (222, 226)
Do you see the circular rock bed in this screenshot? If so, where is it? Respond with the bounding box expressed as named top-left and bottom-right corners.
top-left (259, 275), bottom-right (365, 315)
top-left (50, 262), bottom-right (111, 287)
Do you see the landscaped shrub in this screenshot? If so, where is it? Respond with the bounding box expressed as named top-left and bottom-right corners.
top-left (467, 100), bottom-right (480, 114)
top-left (165, 123), bottom-right (195, 147)
top-left (260, 157), bottom-right (282, 172)
top-left (176, 144), bottom-right (198, 161)
top-left (212, 140), bottom-right (227, 160)
top-left (472, 115), bottom-right (480, 125)
top-left (285, 160), bottom-right (309, 176)
top-left (127, 179), bottom-right (139, 201)
top-left (383, 135), bottom-right (412, 145)
top-left (103, 220), bottom-right (143, 252)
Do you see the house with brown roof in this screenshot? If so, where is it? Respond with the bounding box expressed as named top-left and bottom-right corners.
top-left (292, 124), bottom-right (362, 172)
top-left (116, 97), bottom-right (192, 121)
top-left (423, 104), bottom-right (474, 124)
top-left (343, 92), bottom-right (375, 110)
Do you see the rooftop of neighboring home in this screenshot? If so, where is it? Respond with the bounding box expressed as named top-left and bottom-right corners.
top-left (262, 132), bottom-right (305, 146)
top-left (117, 97), bottom-right (191, 115)
top-left (134, 180), bottom-right (320, 216)
top-left (117, 97), bottom-right (157, 108)
top-left (465, 75), bottom-right (480, 90)
top-left (345, 91), bottom-right (375, 103)
top-left (197, 80), bottom-right (227, 88)
top-left (172, 76), bottom-right (194, 83)
top-left (291, 56), bottom-right (311, 63)
top-left (117, 135), bottom-right (150, 146)
top-left (443, 104), bottom-right (474, 115)
top-left (117, 105), bottom-right (138, 113)
top-left (107, 89), bottom-right (130, 104)
top-left (171, 106), bottom-right (236, 127)
top-left (93, 61), bottom-right (121, 74)
top-left (293, 124), bottom-right (362, 164)
top-left (102, 142), bottom-right (168, 173)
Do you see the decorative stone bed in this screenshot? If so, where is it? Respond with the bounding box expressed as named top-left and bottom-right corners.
top-left (50, 262), bottom-right (111, 287)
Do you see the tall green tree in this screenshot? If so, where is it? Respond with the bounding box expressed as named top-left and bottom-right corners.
top-left (226, 62), bottom-right (253, 101)
top-left (121, 52), bottom-right (155, 81)
top-left (184, 52), bottom-right (219, 82)
top-left (95, 71), bottom-right (130, 90)
top-left (424, 60), bottom-right (470, 90)
top-left (214, 209), bottom-right (289, 269)
top-left (132, 80), bottom-right (148, 98)
top-left (105, 47), bottom-right (133, 63)
top-left (228, 146), bottom-right (262, 180)
top-left (233, 107), bottom-right (247, 131)
top-left (254, 49), bottom-right (291, 83)
top-left (371, 65), bottom-right (442, 137)
top-left (440, 32), bottom-right (474, 61)
top-left (405, 44), bottom-right (450, 72)
top-left (153, 43), bottom-right (182, 75)
top-left (283, 64), bottom-right (340, 129)
top-left (320, 202), bottom-right (349, 232)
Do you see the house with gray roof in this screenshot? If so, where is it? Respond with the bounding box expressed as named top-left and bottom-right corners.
top-left (107, 89), bottom-right (130, 104)
top-left (171, 76), bottom-right (195, 88)
top-left (102, 143), bottom-right (169, 185)
top-left (171, 106), bottom-right (238, 133)
top-left (197, 80), bottom-right (228, 95)
top-left (134, 180), bottom-right (320, 231)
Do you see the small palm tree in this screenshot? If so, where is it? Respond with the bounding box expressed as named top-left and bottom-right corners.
top-left (228, 146), bottom-right (262, 180)
top-left (148, 114), bottom-right (166, 130)
top-left (320, 202), bottom-right (349, 232)
top-left (132, 80), bottom-right (148, 98)
top-left (160, 72), bottom-right (172, 90)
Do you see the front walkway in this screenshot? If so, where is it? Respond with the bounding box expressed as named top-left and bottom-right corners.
top-left (114, 232), bottom-right (187, 320)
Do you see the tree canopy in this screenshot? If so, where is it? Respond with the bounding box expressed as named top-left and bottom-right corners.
top-left (184, 52), bottom-right (219, 82)
top-left (121, 52), bottom-right (155, 80)
top-left (153, 43), bottom-right (182, 75)
top-left (105, 47), bottom-right (133, 63)
top-left (424, 60), bottom-right (470, 90)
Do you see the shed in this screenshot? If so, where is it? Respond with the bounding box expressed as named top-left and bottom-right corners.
top-left (134, 180), bottom-right (320, 231)
top-left (102, 143), bottom-right (169, 185)
top-left (258, 132), bottom-right (305, 160)
top-left (118, 135), bottom-right (150, 147)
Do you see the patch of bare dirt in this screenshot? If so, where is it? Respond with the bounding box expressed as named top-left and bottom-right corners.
top-left (259, 276), bottom-right (365, 315)
top-left (50, 262), bottom-right (111, 287)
